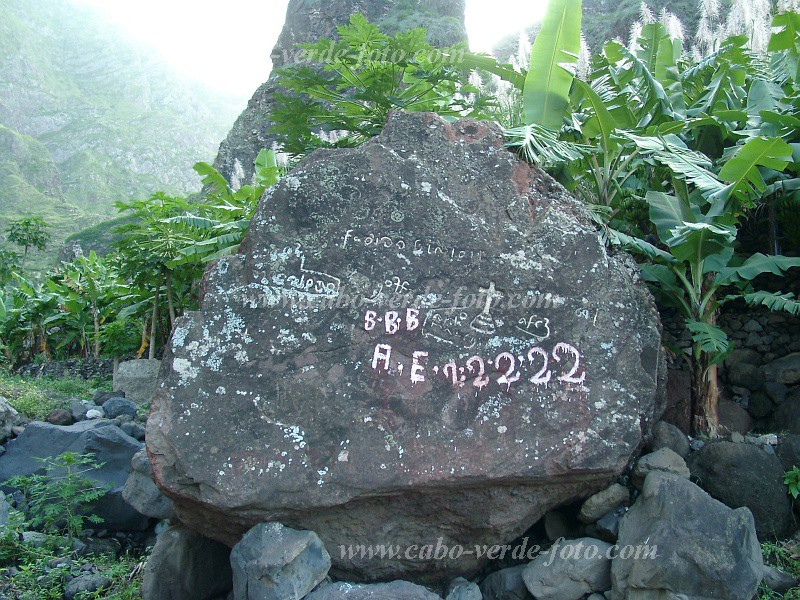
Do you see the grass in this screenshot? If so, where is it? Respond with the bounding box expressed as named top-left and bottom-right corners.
top-left (0, 371), bottom-right (111, 421)
top-left (759, 539), bottom-right (800, 600)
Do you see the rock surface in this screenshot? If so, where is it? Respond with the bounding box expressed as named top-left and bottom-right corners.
top-left (0, 420), bottom-right (149, 531)
top-left (142, 525), bottom-right (233, 600)
top-left (578, 484), bottom-right (629, 523)
top-left (0, 396), bottom-right (22, 443)
top-left (122, 448), bottom-right (176, 520)
top-left (148, 112), bottom-right (665, 582)
top-left (647, 420), bottom-right (689, 458)
top-left (213, 0), bottom-right (468, 183)
top-left (631, 448), bottom-right (690, 488)
top-left (231, 522), bottom-right (331, 600)
top-left (114, 359), bottom-right (162, 405)
top-left (608, 473), bottom-right (763, 600)
top-left (763, 352), bottom-right (800, 385)
top-left (306, 581), bottom-right (442, 599)
top-left (445, 577), bottom-right (482, 600)
top-left (522, 537), bottom-right (612, 600)
top-left (689, 441), bottom-right (796, 539)
top-left (479, 565), bottom-right (529, 600)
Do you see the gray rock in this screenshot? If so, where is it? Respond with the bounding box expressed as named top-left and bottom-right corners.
top-left (123, 449), bottom-right (175, 520)
top-left (764, 382), bottom-right (789, 405)
top-left (445, 577), bottom-right (481, 600)
top-left (70, 399), bottom-right (92, 422)
top-left (21, 531), bottom-right (49, 546)
top-left (544, 509), bottom-right (581, 542)
top-left (64, 573), bottom-right (111, 600)
top-left (0, 396), bottom-right (22, 443)
top-left (725, 348), bottom-right (762, 369)
top-left (718, 399), bottom-right (752, 435)
top-left (102, 397), bottom-right (138, 420)
top-left (730, 432), bottom-right (745, 443)
top-left (114, 359), bottom-right (162, 405)
top-left (479, 565), bottom-right (529, 600)
top-left (0, 420), bottom-right (149, 531)
top-left (230, 522), bottom-right (330, 600)
top-left (763, 352), bottom-right (800, 385)
top-left (762, 565), bottom-right (799, 594)
top-left (142, 525), bottom-right (232, 600)
top-left (306, 581), bottom-right (442, 599)
top-left (579, 484), bottom-right (629, 524)
top-left (587, 595), bottom-right (606, 600)
top-left (747, 391), bottom-right (774, 419)
top-left (85, 408), bottom-right (104, 420)
top-left (727, 362), bottom-right (764, 391)
top-left (523, 537), bottom-right (612, 600)
top-left (631, 448), bottom-right (690, 489)
top-left (648, 421), bottom-right (689, 458)
top-left (608, 473), bottom-right (762, 600)
top-left (148, 112), bottom-right (666, 583)
top-left (777, 434), bottom-right (800, 471)
top-left (772, 396), bottom-right (800, 434)
top-left (121, 421), bottom-right (146, 441)
top-left (689, 441), bottom-right (796, 539)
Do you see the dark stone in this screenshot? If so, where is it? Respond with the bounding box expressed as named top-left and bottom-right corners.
top-left (306, 581), bottom-right (442, 600)
top-left (764, 353), bottom-right (800, 385)
top-left (102, 397), bottom-right (138, 420)
top-left (777, 434), bottom-right (800, 471)
top-left (727, 362), bottom-right (765, 391)
top-left (543, 509), bottom-right (582, 542)
top-left (762, 565), bottom-right (800, 594)
top-left (213, 0), bottom-right (468, 184)
top-left (148, 112), bottom-right (665, 583)
top-left (230, 522), bottom-right (331, 600)
top-left (0, 420), bottom-right (149, 531)
top-left (479, 565), bottom-right (529, 600)
top-left (122, 449), bottom-right (176, 520)
top-left (689, 441), bottom-right (796, 539)
top-left (16, 358), bottom-right (113, 381)
top-left (725, 348), bottom-right (762, 369)
top-left (113, 359), bottom-right (162, 405)
top-left (45, 408), bottom-right (73, 426)
top-left (772, 396), bottom-right (800, 434)
top-left (747, 391), bottom-right (775, 419)
top-left (607, 473), bottom-right (762, 600)
top-left (718, 399), bottom-right (752, 435)
top-left (64, 573), bottom-right (112, 600)
top-left (93, 391), bottom-right (121, 405)
top-left (647, 420), bottom-right (689, 458)
top-left (661, 368), bottom-right (691, 434)
top-left (764, 382), bottom-right (789, 405)
top-left (595, 506), bottom-right (625, 543)
top-left (70, 399), bottom-right (92, 422)
top-left (522, 537), bottom-right (612, 600)
top-left (120, 421), bottom-right (146, 441)
top-left (142, 525), bottom-right (233, 600)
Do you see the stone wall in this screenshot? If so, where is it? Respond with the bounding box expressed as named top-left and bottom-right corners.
top-left (16, 358), bottom-right (113, 380)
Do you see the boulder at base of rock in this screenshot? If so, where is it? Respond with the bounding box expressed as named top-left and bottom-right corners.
top-left (64, 573), bottom-right (111, 600)
top-left (122, 449), bottom-right (176, 520)
top-left (114, 359), bottom-right (161, 405)
top-left (718, 399), bottom-right (752, 435)
top-left (142, 525), bottom-right (232, 600)
top-left (689, 441), bottom-right (796, 539)
top-left (0, 420), bottom-right (149, 531)
top-left (777, 434), bottom-right (800, 471)
top-left (631, 448), bottom-right (689, 489)
top-left (647, 421), bottom-right (689, 458)
top-left (147, 111), bottom-right (665, 583)
top-left (102, 397), bottom-right (138, 420)
top-left (608, 472), bottom-right (762, 600)
top-left (772, 396), bottom-right (800, 435)
top-left (579, 483), bottom-right (629, 523)
top-left (305, 581), bottom-right (442, 599)
top-left (522, 537), bottom-right (612, 600)
top-left (231, 522), bottom-right (331, 600)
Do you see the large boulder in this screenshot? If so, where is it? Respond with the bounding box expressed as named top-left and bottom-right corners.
top-left (306, 581), bottom-right (442, 600)
top-left (113, 359), bottom-right (161, 405)
top-left (608, 473), bottom-right (763, 600)
top-left (689, 441), bottom-right (796, 539)
top-left (522, 537), bottom-right (612, 600)
top-left (148, 112), bottom-right (666, 583)
top-left (0, 420), bottom-right (150, 531)
top-left (772, 395), bottom-right (800, 434)
top-left (763, 352), bottom-right (800, 385)
top-left (230, 522), bottom-right (331, 600)
top-left (142, 525), bottom-right (233, 600)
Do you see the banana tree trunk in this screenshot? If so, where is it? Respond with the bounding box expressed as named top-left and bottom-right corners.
top-left (691, 302), bottom-right (720, 437)
top-left (92, 303), bottom-right (100, 359)
top-left (149, 273), bottom-right (161, 360)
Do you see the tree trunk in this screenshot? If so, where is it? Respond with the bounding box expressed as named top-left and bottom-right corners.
top-left (149, 273), bottom-right (161, 360)
top-left (691, 304), bottom-right (720, 438)
top-left (92, 303), bottom-right (100, 359)
top-left (165, 269), bottom-right (176, 328)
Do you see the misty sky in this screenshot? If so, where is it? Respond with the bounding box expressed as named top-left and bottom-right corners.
top-left (71, 0), bottom-right (547, 99)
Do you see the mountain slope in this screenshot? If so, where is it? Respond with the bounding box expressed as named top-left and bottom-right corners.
top-left (0, 0), bottom-right (244, 270)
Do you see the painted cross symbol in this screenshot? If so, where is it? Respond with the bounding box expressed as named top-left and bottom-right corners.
top-left (479, 282), bottom-right (503, 315)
